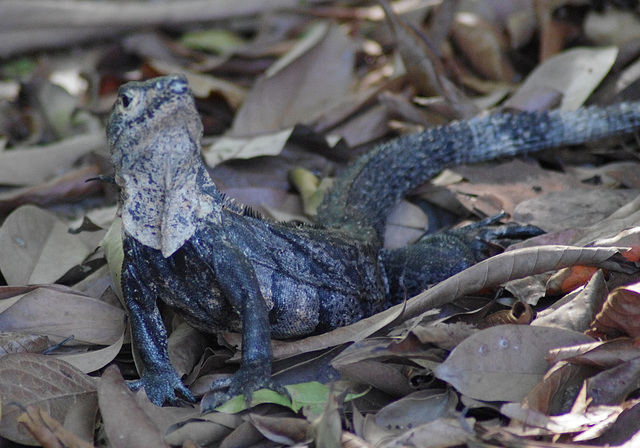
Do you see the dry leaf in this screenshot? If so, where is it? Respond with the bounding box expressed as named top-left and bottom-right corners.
top-left (0, 132), bottom-right (105, 186)
top-left (378, 417), bottom-right (475, 448)
top-left (587, 357), bottom-right (640, 406)
top-left (549, 338), bottom-right (640, 369)
top-left (589, 282), bottom-right (640, 338)
top-left (523, 362), bottom-right (598, 415)
top-left (17, 405), bottom-right (94, 448)
top-left (451, 158), bottom-right (583, 219)
top-left (378, 0), bottom-right (478, 118)
top-left (532, 269), bottom-right (608, 332)
top-left (515, 188), bottom-right (640, 234)
top-left (0, 354), bottom-right (98, 446)
top-left (249, 413), bottom-right (309, 445)
top-left (374, 389), bottom-right (458, 431)
top-left (452, 12), bottom-right (515, 82)
top-left (504, 46), bottom-right (618, 111)
top-left (0, 163), bottom-right (104, 217)
top-left (0, 286), bottom-right (126, 346)
top-left (0, 332), bottom-right (51, 357)
top-left (434, 325), bottom-right (594, 402)
top-left (231, 21), bottom-right (355, 136)
top-left (98, 365), bottom-right (170, 448)
top-left (0, 205), bottom-right (102, 285)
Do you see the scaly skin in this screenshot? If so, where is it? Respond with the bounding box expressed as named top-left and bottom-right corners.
top-left (107, 75), bottom-right (640, 409)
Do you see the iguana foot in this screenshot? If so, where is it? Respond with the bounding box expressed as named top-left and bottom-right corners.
top-left (200, 363), bottom-right (289, 413)
top-left (382, 214), bottom-right (544, 302)
top-left (128, 367), bottom-right (195, 406)
top-left (442, 213), bottom-right (544, 256)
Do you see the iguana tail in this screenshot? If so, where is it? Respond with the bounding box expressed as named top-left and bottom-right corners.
top-left (317, 103), bottom-right (640, 239)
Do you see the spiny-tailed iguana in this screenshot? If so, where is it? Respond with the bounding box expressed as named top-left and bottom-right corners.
top-left (106, 74), bottom-right (640, 409)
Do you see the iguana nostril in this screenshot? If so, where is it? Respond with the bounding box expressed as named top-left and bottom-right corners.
top-left (168, 76), bottom-right (188, 94)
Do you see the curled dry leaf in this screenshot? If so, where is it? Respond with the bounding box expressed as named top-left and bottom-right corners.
top-left (249, 413), bottom-right (310, 446)
top-left (589, 282), bottom-right (640, 339)
top-left (0, 353), bottom-right (98, 446)
top-left (452, 12), bottom-right (515, 82)
top-left (17, 405), bottom-right (94, 448)
top-left (532, 269), bottom-right (608, 333)
top-left (548, 337), bottom-right (640, 369)
top-left (378, 0), bottom-right (478, 118)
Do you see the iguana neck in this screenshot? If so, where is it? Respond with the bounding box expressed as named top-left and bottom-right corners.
top-left (117, 136), bottom-right (218, 258)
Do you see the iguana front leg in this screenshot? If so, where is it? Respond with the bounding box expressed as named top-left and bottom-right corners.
top-left (192, 232), bottom-right (288, 413)
top-left (121, 238), bottom-right (194, 405)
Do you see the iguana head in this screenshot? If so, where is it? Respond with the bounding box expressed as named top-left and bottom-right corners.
top-left (106, 75), bottom-right (213, 258)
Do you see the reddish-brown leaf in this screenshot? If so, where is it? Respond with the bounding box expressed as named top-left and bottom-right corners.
top-left (589, 283), bottom-right (640, 338)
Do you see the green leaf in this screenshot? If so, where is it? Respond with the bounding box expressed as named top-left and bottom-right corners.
top-left (180, 30), bottom-right (245, 54)
top-left (214, 381), bottom-right (368, 414)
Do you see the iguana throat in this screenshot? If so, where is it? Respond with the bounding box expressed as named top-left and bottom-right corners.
top-left (116, 131), bottom-right (215, 258)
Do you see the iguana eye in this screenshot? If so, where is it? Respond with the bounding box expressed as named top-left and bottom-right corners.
top-left (120, 92), bottom-right (134, 109)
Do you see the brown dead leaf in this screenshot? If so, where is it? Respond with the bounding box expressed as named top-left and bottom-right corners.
top-left (586, 357), bottom-right (640, 406)
top-left (434, 325), bottom-right (593, 402)
top-left (532, 269), bottom-right (608, 333)
top-left (0, 332), bottom-right (51, 357)
top-left (504, 46), bottom-right (618, 111)
top-left (55, 329), bottom-right (125, 374)
top-left (501, 401), bottom-right (621, 434)
top-left (17, 405), bottom-right (94, 448)
top-left (0, 285), bottom-right (126, 346)
top-left (377, 417), bottom-right (475, 448)
top-left (589, 282), bottom-right (640, 339)
top-left (0, 354), bottom-right (98, 446)
top-left (549, 338), bottom-right (640, 369)
top-left (0, 205), bottom-right (104, 285)
top-left (0, 132), bottom-right (106, 186)
top-left (98, 365), bottom-right (170, 448)
top-left (249, 413), bottom-right (309, 445)
top-left (167, 320), bottom-right (209, 378)
top-left (523, 362), bottom-right (599, 415)
top-left (451, 158), bottom-right (583, 218)
top-left (515, 188), bottom-right (640, 234)
top-left (546, 266), bottom-right (600, 296)
top-left (0, 163), bottom-right (104, 217)
top-left (374, 389), bottom-right (458, 431)
top-left (452, 12), bottom-right (515, 82)
top-left (337, 360), bottom-right (415, 397)
top-left (231, 21), bottom-right (355, 136)
top-left (378, 0), bottom-right (479, 118)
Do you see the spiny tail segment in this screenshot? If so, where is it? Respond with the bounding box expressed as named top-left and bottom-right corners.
top-left (317, 102), bottom-right (640, 239)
